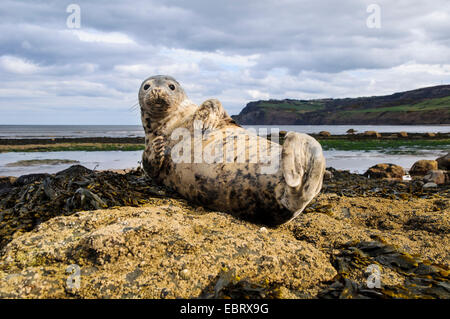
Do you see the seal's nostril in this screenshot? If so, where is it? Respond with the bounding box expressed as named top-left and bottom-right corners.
top-left (152, 88), bottom-right (163, 95)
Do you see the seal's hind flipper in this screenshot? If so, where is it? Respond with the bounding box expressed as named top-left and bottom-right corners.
top-left (280, 132), bottom-right (325, 218)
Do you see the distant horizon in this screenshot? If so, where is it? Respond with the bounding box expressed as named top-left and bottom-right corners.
top-left (2, 81), bottom-right (449, 126)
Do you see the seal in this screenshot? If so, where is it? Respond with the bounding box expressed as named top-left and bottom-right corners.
top-left (139, 75), bottom-right (325, 225)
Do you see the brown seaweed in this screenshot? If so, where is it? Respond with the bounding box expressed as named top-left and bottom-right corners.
top-left (319, 240), bottom-right (450, 299)
top-left (0, 165), bottom-right (176, 249)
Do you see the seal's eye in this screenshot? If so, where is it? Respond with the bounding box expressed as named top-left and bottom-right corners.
top-left (143, 84), bottom-right (150, 90)
top-left (169, 84), bottom-right (175, 91)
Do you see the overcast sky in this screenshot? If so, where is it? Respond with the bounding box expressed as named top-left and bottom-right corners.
top-left (1, 0), bottom-right (449, 124)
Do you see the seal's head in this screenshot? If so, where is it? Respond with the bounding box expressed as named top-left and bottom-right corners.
top-left (139, 75), bottom-right (187, 119)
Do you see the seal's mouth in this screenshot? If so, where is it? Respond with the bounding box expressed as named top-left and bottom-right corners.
top-left (141, 89), bottom-right (172, 118)
top-left (144, 90), bottom-right (170, 108)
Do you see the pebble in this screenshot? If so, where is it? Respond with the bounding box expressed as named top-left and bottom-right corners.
top-left (180, 268), bottom-right (190, 280)
top-left (423, 182), bottom-right (437, 189)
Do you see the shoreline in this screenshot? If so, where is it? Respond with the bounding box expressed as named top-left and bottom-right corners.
top-left (0, 131), bottom-right (449, 153)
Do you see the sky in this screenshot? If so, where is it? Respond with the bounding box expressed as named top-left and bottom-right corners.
top-left (0, 0), bottom-right (449, 125)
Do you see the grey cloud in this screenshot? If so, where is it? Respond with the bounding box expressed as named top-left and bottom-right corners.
top-left (0, 0), bottom-right (449, 124)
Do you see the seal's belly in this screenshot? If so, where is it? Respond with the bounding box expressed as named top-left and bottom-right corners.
top-left (161, 128), bottom-right (293, 224)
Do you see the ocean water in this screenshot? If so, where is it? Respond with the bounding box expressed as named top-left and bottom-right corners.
top-left (0, 125), bottom-right (448, 176)
top-left (0, 125), bottom-right (145, 139)
top-left (0, 151), bottom-right (143, 177)
top-left (0, 149), bottom-right (446, 177)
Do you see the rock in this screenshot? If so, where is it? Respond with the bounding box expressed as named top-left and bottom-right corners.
top-left (0, 176), bottom-right (16, 195)
top-left (13, 173), bottom-right (51, 186)
top-left (363, 131), bottom-right (381, 138)
top-left (0, 165), bottom-right (173, 250)
top-left (424, 132), bottom-right (436, 137)
top-left (409, 160), bottom-right (438, 176)
top-left (0, 176), bottom-right (16, 185)
top-left (436, 153), bottom-right (450, 170)
top-left (423, 182), bottom-right (437, 189)
top-left (397, 131), bottom-right (408, 137)
top-left (346, 129), bottom-right (357, 134)
top-left (179, 269), bottom-right (190, 280)
top-left (363, 163), bottom-right (405, 179)
top-left (56, 164), bottom-right (93, 177)
top-left (319, 131), bottom-right (331, 137)
top-left (323, 170), bottom-right (333, 180)
top-left (423, 170), bottom-right (446, 185)
top-left (0, 203), bottom-right (336, 298)
top-left (1, 166), bottom-right (449, 299)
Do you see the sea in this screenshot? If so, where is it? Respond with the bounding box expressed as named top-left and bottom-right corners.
top-left (0, 125), bottom-right (449, 177)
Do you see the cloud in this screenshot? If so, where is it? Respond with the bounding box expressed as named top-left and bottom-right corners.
top-left (0, 0), bottom-right (449, 124)
top-left (70, 30), bottom-right (136, 44)
top-left (0, 55), bottom-right (41, 74)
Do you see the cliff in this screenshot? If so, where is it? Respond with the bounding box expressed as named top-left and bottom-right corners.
top-left (232, 85), bottom-right (450, 125)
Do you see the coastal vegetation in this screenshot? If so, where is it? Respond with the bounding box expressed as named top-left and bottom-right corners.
top-left (232, 84), bottom-right (450, 124)
top-left (0, 143), bottom-right (145, 153)
top-left (0, 138), bottom-right (448, 154)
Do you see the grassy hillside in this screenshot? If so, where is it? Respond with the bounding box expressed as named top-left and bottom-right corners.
top-left (345, 96), bottom-right (450, 113)
top-left (233, 85), bottom-right (450, 124)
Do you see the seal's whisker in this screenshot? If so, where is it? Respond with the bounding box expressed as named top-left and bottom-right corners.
top-left (129, 101), bottom-right (139, 112)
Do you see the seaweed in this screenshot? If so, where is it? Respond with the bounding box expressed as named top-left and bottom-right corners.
top-left (199, 267), bottom-right (282, 299)
top-left (319, 240), bottom-right (450, 299)
top-left (0, 165), bottom-right (176, 249)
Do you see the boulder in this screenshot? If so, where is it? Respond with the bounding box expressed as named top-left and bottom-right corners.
top-left (423, 170), bottom-right (446, 185)
top-left (436, 153), bottom-right (450, 170)
top-left (424, 132), bottom-right (436, 137)
top-left (319, 131), bottom-right (331, 137)
top-left (363, 163), bottom-right (405, 179)
top-left (409, 160), bottom-right (438, 176)
top-left (423, 182), bottom-right (437, 189)
top-left (363, 131), bottom-right (381, 138)
top-left (397, 131), bottom-right (408, 138)
top-left (0, 203), bottom-right (336, 298)
top-left (323, 169), bottom-right (333, 180)
top-left (346, 129), bottom-right (357, 134)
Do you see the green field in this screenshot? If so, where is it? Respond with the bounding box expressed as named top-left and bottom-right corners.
top-left (259, 100), bottom-right (325, 113)
top-left (344, 96), bottom-right (450, 113)
top-left (319, 138), bottom-right (450, 154)
top-left (257, 96), bottom-right (450, 114)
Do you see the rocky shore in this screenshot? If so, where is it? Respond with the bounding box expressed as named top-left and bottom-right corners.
top-left (1, 131), bottom-right (449, 153)
top-left (0, 154), bottom-right (449, 299)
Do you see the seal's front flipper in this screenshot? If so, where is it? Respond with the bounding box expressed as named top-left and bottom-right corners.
top-left (142, 135), bottom-right (170, 178)
top-left (280, 132), bottom-right (325, 219)
top-left (194, 99), bottom-right (234, 132)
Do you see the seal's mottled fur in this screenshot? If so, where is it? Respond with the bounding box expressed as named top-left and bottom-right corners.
top-left (139, 75), bottom-right (325, 225)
